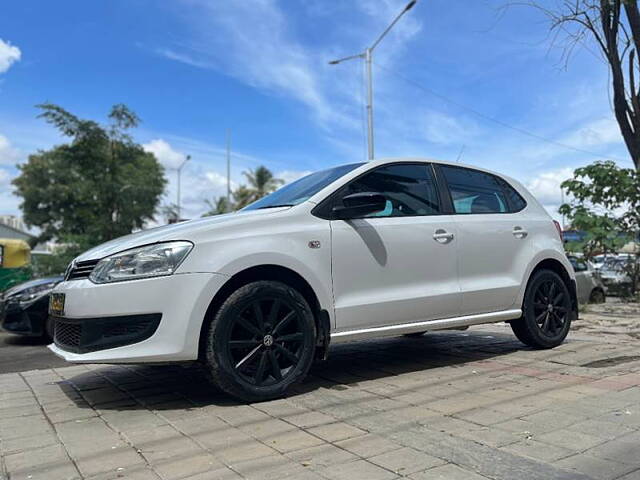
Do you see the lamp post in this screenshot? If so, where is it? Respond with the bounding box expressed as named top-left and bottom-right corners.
top-left (329, 0), bottom-right (417, 161)
top-left (177, 155), bottom-right (191, 221)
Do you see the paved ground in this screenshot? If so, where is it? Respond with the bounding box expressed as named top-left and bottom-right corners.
top-left (2, 313), bottom-right (640, 480)
top-left (0, 332), bottom-right (68, 374)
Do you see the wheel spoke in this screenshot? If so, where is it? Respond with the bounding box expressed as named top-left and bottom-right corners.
top-left (277, 333), bottom-right (303, 343)
top-left (229, 339), bottom-right (260, 349)
top-left (274, 344), bottom-right (299, 364)
top-left (533, 302), bottom-right (547, 310)
top-left (252, 303), bottom-right (266, 333)
top-left (272, 311), bottom-right (295, 336)
top-left (535, 311), bottom-right (547, 324)
top-left (235, 344), bottom-right (262, 371)
top-left (553, 292), bottom-right (564, 305)
top-left (541, 312), bottom-right (550, 333)
top-left (267, 299), bottom-right (281, 327)
top-left (267, 349), bottom-right (282, 380)
top-left (548, 281), bottom-right (556, 298)
top-left (237, 316), bottom-right (262, 336)
top-left (555, 305), bottom-right (568, 313)
top-left (254, 351), bottom-right (268, 385)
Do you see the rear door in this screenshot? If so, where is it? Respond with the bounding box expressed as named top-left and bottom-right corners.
top-left (438, 165), bottom-right (532, 315)
top-left (330, 163), bottom-right (461, 331)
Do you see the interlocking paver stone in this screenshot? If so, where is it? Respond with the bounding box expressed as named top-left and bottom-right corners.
top-left (2, 325), bottom-right (640, 480)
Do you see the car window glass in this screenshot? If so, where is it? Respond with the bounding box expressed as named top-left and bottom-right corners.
top-left (499, 179), bottom-right (527, 211)
top-left (243, 163), bottom-right (364, 210)
top-left (569, 257), bottom-right (587, 272)
top-left (343, 164), bottom-right (440, 217)
top-left (441, 166), bottom-right (509, 214)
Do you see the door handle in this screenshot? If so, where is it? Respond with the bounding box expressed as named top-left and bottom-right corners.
top-left (433, 229), bottom-right (454, 243)
top-left (512, 226), bottom-right (528, 238)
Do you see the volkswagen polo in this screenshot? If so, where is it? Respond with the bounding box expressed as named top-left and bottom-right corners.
top-left (49, 158), bottom-right (577, 401)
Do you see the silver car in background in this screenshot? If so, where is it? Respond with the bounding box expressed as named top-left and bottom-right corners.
top-left (568, 256), bottom-right (606, 304)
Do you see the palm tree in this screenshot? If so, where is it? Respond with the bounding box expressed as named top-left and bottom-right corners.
top-left (233, 185), bottom-right (255, 210)
top-left (203, 196), bottom-right (231, 217)
top-left (243, 166), bottom-right (283, 203)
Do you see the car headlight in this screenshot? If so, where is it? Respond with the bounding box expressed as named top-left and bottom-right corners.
top-left (89, 241), bottom-right (193, 284)
top-left (13, 282), bottom-right (59, 305)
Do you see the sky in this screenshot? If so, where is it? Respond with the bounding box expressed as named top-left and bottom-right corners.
top-left (0, 0), bottom-right (634, 223)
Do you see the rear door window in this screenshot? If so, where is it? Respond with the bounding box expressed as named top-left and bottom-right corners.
top-left (441, 166), bottom-right (509, 214)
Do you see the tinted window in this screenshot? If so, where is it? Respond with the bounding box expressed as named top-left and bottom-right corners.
top-left (244, 163), bottom-right (364, 210)
top-left (441, 166), bottom-right (508, 214)
top-left (341, 163), bottom-right (440, 217)
top-left (499, 178), bottom-right (527, 212)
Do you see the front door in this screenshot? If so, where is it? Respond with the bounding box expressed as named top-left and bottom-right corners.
top-left (330, 163), bottom-right (461, 331)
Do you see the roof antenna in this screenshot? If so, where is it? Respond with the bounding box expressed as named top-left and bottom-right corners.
top-left (456, 145), bottom-right (466, 163)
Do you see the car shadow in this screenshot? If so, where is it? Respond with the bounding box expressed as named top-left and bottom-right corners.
top-left (56, 328), bottom-right (528, 410)
top-left (2, 334), bottom-right (50, 346)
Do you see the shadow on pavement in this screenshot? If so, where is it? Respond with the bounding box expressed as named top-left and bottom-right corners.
top-left (56, 330), bottom-right (527, 409)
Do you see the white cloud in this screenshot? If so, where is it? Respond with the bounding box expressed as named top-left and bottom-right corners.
top-left (143, 139), bottom-right (187, 170)
top-left (0, 134), bottom-right (21, 166)
top-left (277, 169), bottom-right (312, 184)
top-left (525, 167), bottom-right (574, 219)
top-left (0, 167), bottom-right (19, 214)
top-left (561, 118), bottom-right (622, 148)
top-left (423, 111), bottom-right (480, 145)
top-left (0, 39), bottom-right (21, 74)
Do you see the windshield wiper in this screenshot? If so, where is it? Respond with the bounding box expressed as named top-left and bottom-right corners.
top-left (256, 204), bottom-right (295, 209)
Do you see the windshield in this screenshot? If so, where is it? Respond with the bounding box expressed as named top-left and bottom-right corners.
top-left (243, 163), bottom-right (364, 211)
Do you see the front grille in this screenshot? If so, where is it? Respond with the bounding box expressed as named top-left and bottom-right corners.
top-left (103, 319), bottom-right (154, 338)
top-left (53, 314), bottom-right (161, 354)
top-left (54, 320), bottom-right (82, 348)
top-left (65, 259), bottom-right (100, 281)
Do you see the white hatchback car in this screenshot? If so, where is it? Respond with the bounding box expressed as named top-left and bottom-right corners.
top-left (49, 159), bottom-right (577, 401)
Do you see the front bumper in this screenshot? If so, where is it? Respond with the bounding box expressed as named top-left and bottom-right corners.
top-left (48, 272), bottom-right (228, 364)
top-left (0, 296), bottom-right (49, 337)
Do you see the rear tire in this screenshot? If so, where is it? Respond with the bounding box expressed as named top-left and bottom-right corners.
top-left (510, 269), bottom-right (572, 349)
top-left (204, 281), bottom-right (316, 402)
top-left (589, 288), bottom-right (606, 304)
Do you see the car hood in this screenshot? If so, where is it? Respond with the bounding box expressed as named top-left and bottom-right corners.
top-left (76, 207), bottom-right (291, 261)
top-left (2, 277), bottom-right (63, 298)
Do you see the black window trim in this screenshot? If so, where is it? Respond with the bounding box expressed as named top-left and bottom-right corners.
top-left (436, 164), bottom-right (528, 216)
top-left (312, 161), bottom-right (448, 220)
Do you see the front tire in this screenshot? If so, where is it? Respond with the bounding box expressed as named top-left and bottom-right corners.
top-left (510, 269), bottom-right (572, 349)
top-left (589, 288), bottom-right (606, 304)
top-left (204, 281), bottom-right (316, 402)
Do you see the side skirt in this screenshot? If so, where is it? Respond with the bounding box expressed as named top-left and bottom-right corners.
top-left (330, 309), bottom-right (522, 344)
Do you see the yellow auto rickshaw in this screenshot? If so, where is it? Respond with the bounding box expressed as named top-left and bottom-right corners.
top-left (0, 238), bottom-right (32, 291)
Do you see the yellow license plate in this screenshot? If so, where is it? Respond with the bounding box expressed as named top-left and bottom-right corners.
top-left (49, 293), bottom-right (65, 316)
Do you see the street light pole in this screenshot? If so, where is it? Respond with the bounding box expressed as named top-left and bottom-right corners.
top-left (329, 0), bottom-right (417, 161)
top-left (177, 154), bottom-right (191, 221)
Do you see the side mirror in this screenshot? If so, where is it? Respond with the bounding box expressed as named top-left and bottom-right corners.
top-left (332, 192), bottom-right (387, 219)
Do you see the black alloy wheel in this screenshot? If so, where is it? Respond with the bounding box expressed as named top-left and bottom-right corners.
top-left (510, 269), bottom-right (572, 349)
top-left (205, 281), bottom-right (316, 402)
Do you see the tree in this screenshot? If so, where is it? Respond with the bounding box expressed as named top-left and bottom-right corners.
top-left (13, 103), bottom-right (166, 247)
top-left (526, 0), bottom-right (640, 169)
top-left (243, 166), bottom-right (284, 203)
top-left (203, 196), bottom-right (231, 217)
top-left (560, 160), bottom-right (640, 294)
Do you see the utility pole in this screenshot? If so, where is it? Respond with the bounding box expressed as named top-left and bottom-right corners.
top-left (177, 154), bottom-right (191, 221)
top-left (226, 129), bottom-right (231, 210)
top-left (329, 0), bottom-right (418, 161)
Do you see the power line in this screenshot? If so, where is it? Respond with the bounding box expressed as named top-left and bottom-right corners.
top-left (374, 61), bottom-right (628, 163)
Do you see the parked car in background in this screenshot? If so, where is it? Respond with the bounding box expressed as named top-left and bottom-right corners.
top-left (1, 276), bottom-right (63, 341)
top-left (600, 257), bottom-right (633, 296)
top-left (49, 158), bottom-right (577, 401)
top-left (567, 255), bottom-right (606, 304)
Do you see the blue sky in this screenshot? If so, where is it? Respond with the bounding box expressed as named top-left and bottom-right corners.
top-left (0, 0), bottom-right (633, 221)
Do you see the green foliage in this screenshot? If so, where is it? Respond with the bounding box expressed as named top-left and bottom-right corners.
top-left (12, 104), bottom-right (167, 251)
top-left (560, 160), bottom-right (640, 294)
top-left (202, 166), bottom-right (283, 215)
top-left (203, 196), bottom-right (231, 217)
